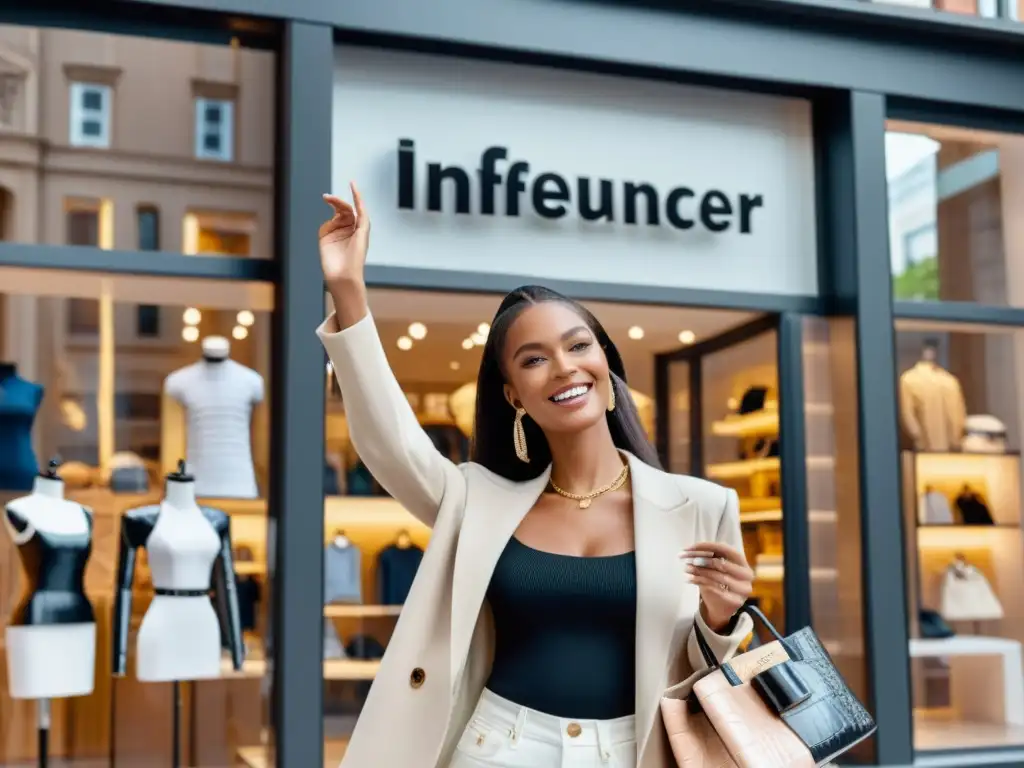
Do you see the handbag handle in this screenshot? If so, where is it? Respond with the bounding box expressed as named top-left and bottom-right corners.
top-left (692, 603), bottom-right (799, 669)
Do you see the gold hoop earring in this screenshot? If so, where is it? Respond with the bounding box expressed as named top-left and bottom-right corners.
top-left (607, 379), bottom-right (616, 412)
top-left (513, 407), bottom-right (530, 463)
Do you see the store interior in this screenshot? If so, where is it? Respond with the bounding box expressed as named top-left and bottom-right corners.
top-left (896, 319), bottom-right (1024, 753)
top-left (0, 276), bottom-right (826, 767)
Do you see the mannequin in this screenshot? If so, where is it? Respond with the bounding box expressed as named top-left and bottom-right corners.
top-left (164, 336), bottom-right (264, 499)
top-left (0, 362), bottom-right (45, 491)
top-left (4, 457), bottom-right (96, 698)
top-left (899, 339), bottom-right (967, 452)
top-left (112, 460), bottom-right (244, 681)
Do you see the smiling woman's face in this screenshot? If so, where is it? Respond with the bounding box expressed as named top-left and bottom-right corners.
top-left (501, 301), bottom-right (612, 435)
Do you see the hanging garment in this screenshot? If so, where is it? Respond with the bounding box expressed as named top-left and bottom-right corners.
top-left (898, 362), bottom-right (967, 452)
top-left (940, 562), bottom-right (1004, 621)
top-left (918, 490), bottom-right (954, 525)
top-left (324, 543), bottom-right (362, 604)
top-left (961, 414), bottom-right (1008, 454)
top-left (377, 543), bottom-right (424, 605)
top-left (955, 489), bottom-right (994, 526)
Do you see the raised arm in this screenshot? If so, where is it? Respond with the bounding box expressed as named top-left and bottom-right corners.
top-left (317, 184), bottom-right (462, 526)
top-left (685, 489), bottom-right (755, 672)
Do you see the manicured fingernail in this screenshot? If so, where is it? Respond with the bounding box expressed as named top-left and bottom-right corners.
top-left (685, 565), bottom-right (696, 574)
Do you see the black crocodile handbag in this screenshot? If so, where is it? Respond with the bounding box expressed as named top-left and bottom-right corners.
top-left (694, 604), bottom-right (877, 767)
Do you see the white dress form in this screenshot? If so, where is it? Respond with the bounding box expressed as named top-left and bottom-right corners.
top-left (3, 469), bottom-right (96, 700)
top-left (113, 463), bottom-right (244, 682)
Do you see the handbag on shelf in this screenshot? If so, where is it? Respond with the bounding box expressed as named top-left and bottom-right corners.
top-left (687, 605), bottom-right (875, 768)
top-left (940, 558), bottom-right (1003, 621)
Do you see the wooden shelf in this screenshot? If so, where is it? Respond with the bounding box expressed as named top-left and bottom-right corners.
top-left (710, 403), bottom-right (833, 438)
top-left (221, 657), bottom-right (380, 681)
top-left (324, 604), bottom-right (402, 618)
top-left (706, 457), bottom-right (780, 480)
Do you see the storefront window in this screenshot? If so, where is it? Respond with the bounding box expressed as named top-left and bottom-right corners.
top-left (885, 120), bottom-right (1024, 306)
top-left (895, 319), bottom-right (1024, 752)
top-left (0, 24), bottom-right (275, 258)
top-left (0, 269), bottom-right (273, 766)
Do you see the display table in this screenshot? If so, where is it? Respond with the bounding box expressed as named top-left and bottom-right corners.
top-left (910, 636), bottom-right (1024, 726)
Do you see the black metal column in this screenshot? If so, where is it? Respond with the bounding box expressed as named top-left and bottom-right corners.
top-left (777, 312), bottom-right (812, 632)
top-left (269, 20), bottom-right (333, 768)
top-left (816, 90), bottom-right (913, 766)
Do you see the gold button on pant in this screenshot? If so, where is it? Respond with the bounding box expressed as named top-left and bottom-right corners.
top-left (566, 722), bottom-right (582, 738)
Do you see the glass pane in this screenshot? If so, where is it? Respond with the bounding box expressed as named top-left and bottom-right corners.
top-left (896, 320), bottom-right (1024, 751)
top-left (0, 267), bottom-right (274, 766)
top-left (665, 360), bottom-right (691, 476)
top-left (700, 331), bottom-right (783, 629)
top-left (0, 23), bottom-right (275, 259)
top-left (802, 317), bottom-right (870, 750)
top-left (320, 287), bottom-right (752, 760)
top-left (870, 0), bottom-right (1019, 20)
top-left (886, 120), bottom-right (1024, 307)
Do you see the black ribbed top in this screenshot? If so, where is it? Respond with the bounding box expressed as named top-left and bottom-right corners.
top-left (485, 536), bottom-right (637, 719)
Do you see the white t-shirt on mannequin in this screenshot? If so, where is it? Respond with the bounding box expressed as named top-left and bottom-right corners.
top-left (164, 359), bottom-right (264, 499)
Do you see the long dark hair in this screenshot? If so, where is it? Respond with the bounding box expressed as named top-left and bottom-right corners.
top-left (470, 285), bottom-right (663, 481)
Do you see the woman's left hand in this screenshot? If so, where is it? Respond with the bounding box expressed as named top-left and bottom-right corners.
top-left (681, 542), bottom-right (754, 632)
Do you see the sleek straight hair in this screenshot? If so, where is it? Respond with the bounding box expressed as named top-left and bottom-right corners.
top-left (470, 285), bottom-right (663, 482)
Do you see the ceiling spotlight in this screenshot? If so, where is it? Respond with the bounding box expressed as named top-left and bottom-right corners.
top-left (461, 338), bottom-right (474, 350)
top-left (408, 322), bottom-right (427, 340)
top-left (471, 332), bottom-right (486, 346)
top-left (182, 326), bottom-right (199, 342)
top-left (237, 310), bottom-right (255, 327)
top-left (678, 330), bottom-right (696, 345)
top-left (182, 307), bottom-right (201, 326)
top-left (232, 325), bottom-right (249, 340)
top-left (628, 326), bottom-right (644, 340)
top-left (477, 322), bottom-right (490, 336)
top-left (397, 336), bottom-right (413, 351)
top-left (450, 361), bottom-right (460, 371)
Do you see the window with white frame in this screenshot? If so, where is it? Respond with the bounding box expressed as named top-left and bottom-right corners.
top-left (69, 82), bottom-right (111, 148)
top-left (194, 98), bottom-right (234, 161)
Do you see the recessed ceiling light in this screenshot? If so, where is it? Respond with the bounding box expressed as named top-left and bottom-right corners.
top-left (236, 310), bottom-right (255, 327)
top-left (628, 326), bottom-right (644, 340)
top-left (471, 332), bottom-right (486, 346)
top-left (397, 336), bottom-right (413, 351)
top-left (408, 322), bottom-right (427, 340)
top-left (450, 361), bottom-right (460, 370)
top-left (477, 322), bottom-right (490, 335)
top-left (232, 325), bottom-right (249, 340)
top-left (182, 326), bottom-right (199, 342)
top-left (461, 338), bottom-right (474, 350)
top-left (183, 308), bottom-right (201, 326)
top-left (678, 330), bottom-right (696, 345)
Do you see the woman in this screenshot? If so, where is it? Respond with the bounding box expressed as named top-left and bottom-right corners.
top-left (317, 183), bottom-right (755, 768)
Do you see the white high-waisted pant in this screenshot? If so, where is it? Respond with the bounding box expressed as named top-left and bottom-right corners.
top-left (447, 688), bottom-right (637, 768)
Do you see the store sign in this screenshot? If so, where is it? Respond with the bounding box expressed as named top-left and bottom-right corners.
top-left (333, 46), bottom-right (818, 296)
top-left (396, 140), bottom-right (765, 234)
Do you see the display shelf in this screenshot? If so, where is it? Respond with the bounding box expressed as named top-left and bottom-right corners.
top-left (324, 604), bottom-right (402, 619)
top-left (705, 455), bottom-right (833, 480)
top-left (710, 402), bottom-right (833, 438)
top-left (753, 564), bottom-right (838, 582)
top-left (738, 508), bottom-right (836, 525)
top-left (222, 657), bottom-right (381, 681)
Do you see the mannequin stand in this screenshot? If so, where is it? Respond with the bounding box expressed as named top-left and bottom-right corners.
top-left (37, 698), bottom-right (50, 768)
top-left (172, 681), bottom-right (181, 768)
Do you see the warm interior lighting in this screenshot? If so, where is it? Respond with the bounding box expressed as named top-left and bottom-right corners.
top-left (397, 336), bottom-right (413, 351)
top-left (477, 322), bottom-right (490, 336)
top-left (449, 361), bottom-right (460, 370)
top-left (182, 213), bottom-right (200, 255)
top-left (408, 322), bottom-right (427, 340)
top-left (461, 338), bottom-right (474, 350)
top-left (679, 330), bottom-right (696, 344)
top-left (470, 332), bottom-right (486, 346)
top-left (182, 326), bottom-right (200, 342)
top-left (232, 325), bottom-right (249, 340)
top-left (628, 326), bottom-right (644, 340)
top-left (237, 310), bottom-right (255, 327)
top-left (183, 307), bottom-right (202, 325)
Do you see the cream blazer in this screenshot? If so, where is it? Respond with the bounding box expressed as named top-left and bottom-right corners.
top-left (318, 312), bottom-right (754, 768)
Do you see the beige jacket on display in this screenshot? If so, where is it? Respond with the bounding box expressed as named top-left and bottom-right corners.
top-left (898, 361), bottom-right (967, 452)
top-left (317, 312), bottom-right (754, 768)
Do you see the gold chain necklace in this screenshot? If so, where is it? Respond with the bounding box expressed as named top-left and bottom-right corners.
top-left (549, 463), bottom-right (630, 509)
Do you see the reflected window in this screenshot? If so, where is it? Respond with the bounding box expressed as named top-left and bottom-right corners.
top-left (136, 206), bottom-right (160, 337)
top-left (69, 82), bottom-right (111, 148)
top-left (195, 98), bottom-right (234, 162)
